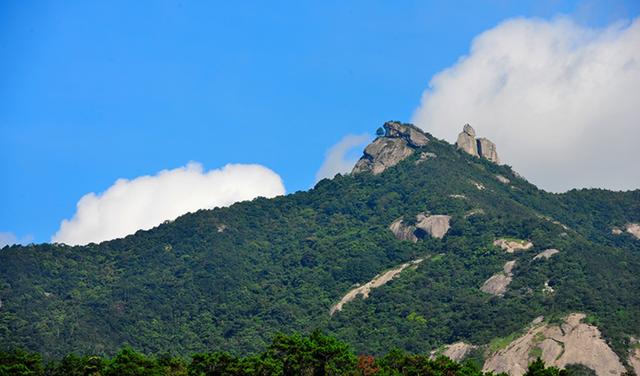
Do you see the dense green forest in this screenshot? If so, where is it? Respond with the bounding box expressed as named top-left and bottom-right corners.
top-left (0, 331), bottom-right (576, 375)
top-left (1, 127), bottom-right (639, 371)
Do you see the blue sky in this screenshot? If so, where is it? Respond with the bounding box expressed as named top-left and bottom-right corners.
top-left (2, 0), bottom-right (639, 244)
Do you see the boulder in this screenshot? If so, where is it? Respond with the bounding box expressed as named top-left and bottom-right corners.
top-left (352, 121), bottom-right (430, 175)
top-left (388, 218), bottom-right (418, 243)
top-left (533, 249), bottom-right (559, 260)
top-left (480, 261), bottom-right (516, 296)
top-left (415, 214), bottom-right (451, 239)
top-left (456, 124), bottom-right (479, 157)
top-left (477, 138), bottom-right (500, 164)
top-left (626, 223), bottom-right (640, 239)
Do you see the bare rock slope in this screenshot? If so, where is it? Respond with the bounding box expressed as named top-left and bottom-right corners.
top-left (481, 260), bottom-right (516, 296)
top-left (352, 121), bottom-right (429, 175)
top-left (329, 258), bottom-right (424, 315)
top-left (483, 313), bottom-right (626, 376)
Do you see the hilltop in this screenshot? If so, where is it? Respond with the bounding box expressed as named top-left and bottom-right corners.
top-left (1, 122), bottom-right (639, 374)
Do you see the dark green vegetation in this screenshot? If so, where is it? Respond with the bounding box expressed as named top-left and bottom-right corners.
top-left (0, 331), bottom-right (571, 375)
top-left (1, 127), bottom-right (639, 367)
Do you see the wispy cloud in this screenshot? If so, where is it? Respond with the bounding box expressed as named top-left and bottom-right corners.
top-left (52, 162), bottom-right (286, 245)
top-left (315, 134), bottom-right (372, 182)
top-left (0, 232), bottom-right (33, 248)
top-left (412, 16), bottom-right (640, 192)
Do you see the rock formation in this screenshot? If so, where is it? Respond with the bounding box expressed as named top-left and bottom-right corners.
top-left (493, 239), bottom-right (533, 253)
top-left (495, 175), bottom-right (510, 184)
top-left (388, 218), bottom-right (418, 243)
top-left (456, 124), bottom-right (479, 157)
top-left (455, 124), bottom-right (501, 164)
top-left (353, 121), bottom-right (429, 175)
top-left (533, 249), bottom-right (559, 260)
top-left (431, 342), bottom-right (477, 362)
top-left (389, 213), bottom-right (451, 241)
top-left (477, 138), bottom-right (500, 164)
top-left (483, 313), bottom-right (626, 376)
top-left (329, 258), bottom-right (425, 315)
top-left (481, 260), bottom-right (516, 296)
top-left (415, 214), bottom-right (451, 239)
top-left (626, 223), bottom-right (640, 239)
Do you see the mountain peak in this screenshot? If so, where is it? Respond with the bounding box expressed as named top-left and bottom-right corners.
top-left (352, 121), bottom-right (430, 175)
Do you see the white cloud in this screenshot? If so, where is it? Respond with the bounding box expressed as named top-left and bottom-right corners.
top-left (52, 162), bottom-right (285, 245)
top-left (0, 232), bottom-right (33, 248)
top-left (412, 16), bottom-right (640, 192)
top-left (315, 134), bottom-right (372, 182)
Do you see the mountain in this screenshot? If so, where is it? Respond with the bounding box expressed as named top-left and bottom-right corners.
top-left (1, 122), bottom-right (639, 374)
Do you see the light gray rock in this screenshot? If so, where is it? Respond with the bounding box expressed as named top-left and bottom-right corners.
top-left (415, 214), bottom-right (451, 239)
top-left (477, 138), bottom-right (500, 164)
top-left (388, 218), bottom-right (418, 243)
top-left (352, 138), bottom-right (414, 175)
top-left (626, 223), bottom-right (640, 239)
top-left (415, 152), bottom-right (437, 165)
top-left (533, 249), bottom-right (560, 260)
top-left (481, 260), bottom-right (516, 296)
top-left (495, 175), bottom-right (510, 184)
top-left (352, 121), bottom-right (429, 175)
top-left (456, 124), bottom-right (479, 157)
top-left (385, 121), bottom-right (429, 147)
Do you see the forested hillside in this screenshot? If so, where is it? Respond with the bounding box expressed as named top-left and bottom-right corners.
top-left (1, 126), bottom-right (639, 372)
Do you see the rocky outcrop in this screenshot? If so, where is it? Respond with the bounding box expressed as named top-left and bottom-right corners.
top-left (481, 260), bottom-right (516, 296)
top-left (495, 175), bottom-right (510, 184)
top-left (626, 223), bottom-right (640, 239)
top-left (415, 214), bottom-right (451, 239)
top-left (431, 342), bottom-right (477, 362)
top-left (611, 223), bottom-right (640, 239)
top-left (456, 124), bottom-right (479, 157)
top-left (493, 239), bottom-right (533, 253)
top-left (477, 138), bottom-right (500, 164)
top-left (455, 124), bottom-right (500, 164)
top-left (389, 214), bottom-right (451, 241)
top-left (483, 313), bottom-right (626, 376)
top-left (415, 152), bottom-right (437, 165)
top-left (352, 121), bottom-right (429, 175)
top-left (389, 218), bottom-right (418, 243)
top-left (330, 258), bottom-right (425, 315)
top-left (533, 249), bottom-right (559, 260)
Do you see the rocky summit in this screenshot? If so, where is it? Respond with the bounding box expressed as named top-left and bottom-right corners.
top-left (352, 121), bottom-right (429, 174)
top-left (456, 124), bottom-right (500, 163)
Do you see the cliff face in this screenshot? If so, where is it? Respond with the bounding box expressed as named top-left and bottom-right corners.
top-left (456, 124), bottom-right (500, 164)
top-left (352, 121), bottom-right (429, 174)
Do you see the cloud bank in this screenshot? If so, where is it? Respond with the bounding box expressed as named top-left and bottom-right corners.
top-left (315, 134), bottom-right (372, 182)
top-left (0, 232), bottom-right (33, 248)
top-left (53, 162), bottom-right (285, 245)
top-left (412, 16), bottom-right (640, 192)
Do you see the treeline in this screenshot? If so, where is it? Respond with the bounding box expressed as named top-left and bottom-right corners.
top-left (1, 331), bottom-right (569, 376)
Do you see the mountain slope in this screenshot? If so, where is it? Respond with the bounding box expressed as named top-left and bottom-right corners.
top-left (1, 124), bottom-right (639, 371)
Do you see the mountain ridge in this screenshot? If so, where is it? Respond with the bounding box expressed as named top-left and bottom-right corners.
top-left (1, 122), bottom-right (639, 374)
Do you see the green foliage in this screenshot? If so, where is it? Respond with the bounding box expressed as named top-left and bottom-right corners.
top-left (0, 132), bottom-right (638, 362)
top-left (0, 332), bottom-right (576, 375)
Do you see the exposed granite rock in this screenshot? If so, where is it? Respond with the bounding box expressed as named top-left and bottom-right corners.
top-left (456, 124), bottom-right (479, 157)
top-left (483, 313), bottom-right (626, 376)
top-left (477, 138), bottom-right (500, 164)
top-left (384, 121), bottom-right (429, 147)
top-left (415, 214), bottom-right (451, 239)
top-left (455, 124), bottom-right (501, 164)
top-left (415, 152), bottom-right (437, 165)
top-left (612, 227), bottom-right (623, 235)
top-left (481, 260), bottom-right (516, 296)
top-left (388, 218), bottom-right (418, 243)
top-left (431, 342), bottom-right (477, 362)
top-left (626, 223), bottom-right (640, 239)
top-left (352, 121), bottom-right (429, 175)
top-left (496, 175), bottom-right (510, 184)
top-left (533, 249), bottom-right (559, 260)
top-left (330, 257), bottom-right (425, 315)
top-left (493, 239), bottom-right (533, 253)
